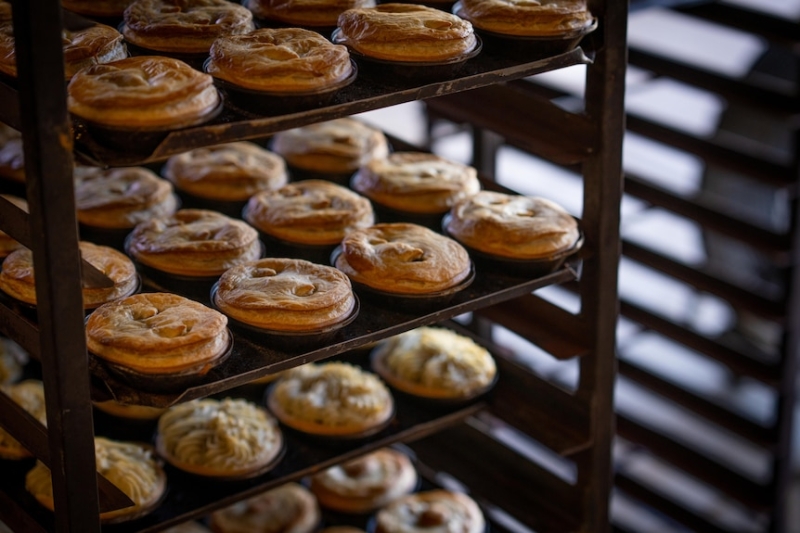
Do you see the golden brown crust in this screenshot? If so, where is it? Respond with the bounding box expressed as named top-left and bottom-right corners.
top-left (75, 166), bottom-right (178, 229)
top-left (67, 56), bottom-right (220, 129)
top-left (213, 258), bottom-right (356, 331)
top-left (63, 0), bottom-right (136, 17)
top-left (126, 209), bottom-right (261, 277)
top-left (243, 180), bottom-right (374, 245)
top-left (271, 118), bottom-right (389, 174)
top-left (335, 4), bottom-right (477, 62)
top-left (208, 28), bottom-right (354, 93)
top-left (162, 142), bottom-right (288, 201)
top-left (0, 122), bottom-right (24, 183)
top-left (334, 223), bottom-right (471, 295)
top-left (445, 191), bottom-right (579, 259)
top-left (209, 483), bottom-right (320, 533)
top-left (0, 380), bottom-right (46, 460)
top-left (456, 0), bottom-right (593, 36)
top-left (351, 152), bottom-right (480, 214)
top-left (123, 0), bottom-right (255, 54)
top-left (93, 400), bottom-right (168, 420)
top-left (86, 292), bottom-right (230, 374)
top-left (0, 195), bottom-right (26, 257)
top-left (375, 490), bottom-right (485, 533)
top-left (246, 0), bottom-right (375, 27)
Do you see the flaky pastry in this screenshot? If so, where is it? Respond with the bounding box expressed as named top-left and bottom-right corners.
top-left (456, 0), bottom-right (593, 36)
top-left (0, 122), bottom-right (23, 182)
top-left (0, 195), bottom-right (27, 257)
top-left (375, 490), bottom-right (485, 533)
top-left (0, 380), bottom-right (46, 460)
top-left (209, 483), bottom-right (320, 533)
top-left (246, 0), bottom-right (375, 27)
top-left (63, 0), bottom-right (136, 17)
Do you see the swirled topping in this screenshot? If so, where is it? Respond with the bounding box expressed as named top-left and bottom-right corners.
top-left (0, 195), bottom-right (27, 257)
top-left (157, 398), bottom-right (282, 477)
top-left (0, 337), bottom-right (28, 385)
top-left (456, 0), bottom-right (593, 36)
top-left (210, 482), bottom-right (320, 533)
top-left (375, 490), bottom-right (485, 533)
top-left (246, 0), bottom-right (375, 27)
top-left (0, 380), bottom-right (46, 459)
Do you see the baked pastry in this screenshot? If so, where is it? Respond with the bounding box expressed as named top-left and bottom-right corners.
top-left (243, 180), bottom-right (374, 246)
top-left (334, 223), bottom-right (471, 295)
top-left (245, 0), bottom-right (375, 27)
top-left (371, 327), bottom-right (497, 400)
top-left (25, 437), bottom-right (167, 523)
top-left (351, 152), bottom-right (480, 215)
top-left (0, 5), bottom-right (127, 79)
top-left (0, 122), bottom-right (24, 182)
top-left (62, 0), bottom-right (136, 17)
top-left (93, 399), bottom-right (167, 420)
top-left (309, 447), bottom-right (417, 513)
top-left (267, 362), bottom-right (393, 437)
top-left (209, 482), bottom-right (320, 533)
top-left (122, 0), bottom-right (255, 54)
top-left (213, 258), bottom-right (357, 331)
top-left (125, 209), bottom-right (261, 277)
top-left (207, 28), bottom-right (354, 93)
top-left (67, 56), bottom-right (220, 129)
top-left (335, 4), bottom-right (477, 62)
top-left (270, 118), bottom-right (389, 176)
top-left (74, 166), bottom-right (179, 229)
top-left (0, 195), bottom-right (27, 257)
top-left (374, 490), bottom-right (485, 533)
top-left (0, 336), bottom-right (28, 385)
top-left (455, 0), bottom-right (593, 37)
top-left (444, 191), bottom-right (579, 259)
top-left (156, 397), bottom-right (283, 479)
top-left (162, 142), bottom-right (288, 202)
top-left (0, 380), bottom-right (46, 460)
top-left (85, 292), bottom-right (230, 375)
top-left (0, 241), bottom-right (139, 308)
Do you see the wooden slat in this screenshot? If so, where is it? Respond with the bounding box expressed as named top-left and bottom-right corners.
top-left (0, 301), bottom-right (40, 359)
top-left (679, 2), bottom-right (800, 47)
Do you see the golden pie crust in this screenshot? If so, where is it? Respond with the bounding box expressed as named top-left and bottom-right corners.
top-left (375, 490), bottom-right (485, 533)
top-left (93, 399), bottom-right (167, 420)
top-left (334, 223), bottom-right (471, 295)
top-left (270, 118), bottom-right (389, 174)
top-left (208, 28), bottom-right (354, 93)
top-left (162, 142), bottom-right (288, 201)
top-left (310, 447), bottom-right (417, 513)
top-left (209, 482), bottom-right (320, 533)
top-left (0, 195), bottom-right (27, 257)
top-left (213, 258), bottom-right (356, 331)
top-left (25, 437), bottom-right (167, 523)
top-left (445, 191), bottom-right (579, 259)
top-left (122, 0), bottom-right (255, 54)
top-left (243, 180), bottom-right (374, 246)
top-left (156, 398), bottom-right (283, 479)
top-left (335, 4), bottom-right (477, 62)
top-left (67, 56), bottom-right (220, 129)
top-left (74, 166), bottom-right (178, 229)
top-left (0, 241), bottom-right (139, 308)
top-left (246, 0), bottom-right (375, 27)
top-left (267, 362), bottom-right (393, 437)
top-left (126, 209), bottom-right (261, 277)
top-left (351, 152), bottom-right (480, 214)
top-left (0, 122), bottom-right (24, 183)
top-left (371, 327), bottom-right (497, 399)
top-left (85, 292), bottom-right (230, 374)
top-left (0, 380), bottom-right (46, 460)
top-left (456, 0), bottom-right (593, 37)
top-left (63, 0), bottom-right (136, 16)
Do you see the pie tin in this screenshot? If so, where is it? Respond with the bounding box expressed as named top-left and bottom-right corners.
top-left (366, 201), bottom-right (447, 233)
top-left (172, 189), bottom-right (249, 219)
top-left (253, 229), bottom-right (341, 266)
top-left (282, 165), bottom-right (358, 187)
top-left (119, 25), bottom-right (211, 70)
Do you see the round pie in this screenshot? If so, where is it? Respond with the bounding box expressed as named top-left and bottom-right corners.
top-left (334, 223), bottom-right (471, 295)
top-left (0, 380), bottom-right (46, 460)
top-left (0, 241), bottom-right (139, 308)
top-left (156, 397), bottom-right (283, 479)
top-left (213, 258), bottom-right (357, 332)
top-left (374, 490), bottom-right (485, 533)
top-left (0, 195), bottom-right (27, 257)
top-left (125, 209), bottom-right (261, 277)
top-left (243, 180), bottom-right (374, 246)
top-left (62, 0), bottom-right (137, 17)
top-left (246, 0), bottom-right (375, 27)
top-left (209, 482), bottom-right (321, 533)
top-left (309, 447), bottom-right (417, 513)
top-left (122, 0), bottom-right (255, 54)
top-left (67, 56), bottom-right (220, 129)
top-left (267, 362), bottom-right (393, 437)
top-left (0, 122), bottom-right (24, 183)
top-left (74, 166), bottom-right (179, 229)
top-left (335, 4), bottom-right (477, 62)
top-left (162, 142), bottom-right (288, 202)
top-left (85, 292), bottom-right (230, 375)
top-left (455, 0), bottom-right (593, 37)
top-left (351, 152), bottom-right (480, 215)
top-left (207, 28), bottom-right (354, 93)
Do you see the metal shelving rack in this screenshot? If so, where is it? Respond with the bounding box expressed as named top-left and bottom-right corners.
top-left (0, 0), bottom-right (627, 531)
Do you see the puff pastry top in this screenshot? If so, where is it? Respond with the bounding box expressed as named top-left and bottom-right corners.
top-left (0, 337), bottom-right (28, 385)
top-left (67, 56), bottom-right (220, 129)
top-left (214, 258), bottom-right (356, 331)
top-left (352, 152), bottom-right (480, 214)
top-left (123, 0), bottom-right (255, 54)
top-left (208, 28), bottom-right (354, 93)
top-left (334, 223), bottom-right (471, 295)
top-left (126, 209), bottom-right (261, 277)
top-left (62, 0), bottom-right (136, 17)
top-left (74, 166), bottom-right (178, 229)
top-left (372, 327), bottom-right (497, 399)
top-left (246, 0), bottom-right (376, 27)
top-left (0, 195), bottom-right (27, 257)
top-left (210, 483), bottom-right (321, 533)
top-left (157, 398), bottom-right (282, 478)
top-left (375, 490), bottom-right (485, 533)
top-left (335, 4), bottom-right (477, 62)
top-left (0, 122), bottom-right (24, 182)
top-left (271, 118), bottom-right (389, 174)
top-left (0, 380), bottom-right (46, 459)
top-left (445, 191), bottom-right (579, 259)
top-left (163, 142), bottom-right (288, 201)
top-left (244, 180), bottom-right (374, 245)
top-left (456, 0), bottom-right (593, 36)
top-left (86, 292), bottom-right (229, 374)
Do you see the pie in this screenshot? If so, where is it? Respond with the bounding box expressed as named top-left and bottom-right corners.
top-left (455, 0), bottom-right (593, 37)
top-left (209, 483), bottom-right (320, 533)
top-left (374, 490), bottom-right (485, 533)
